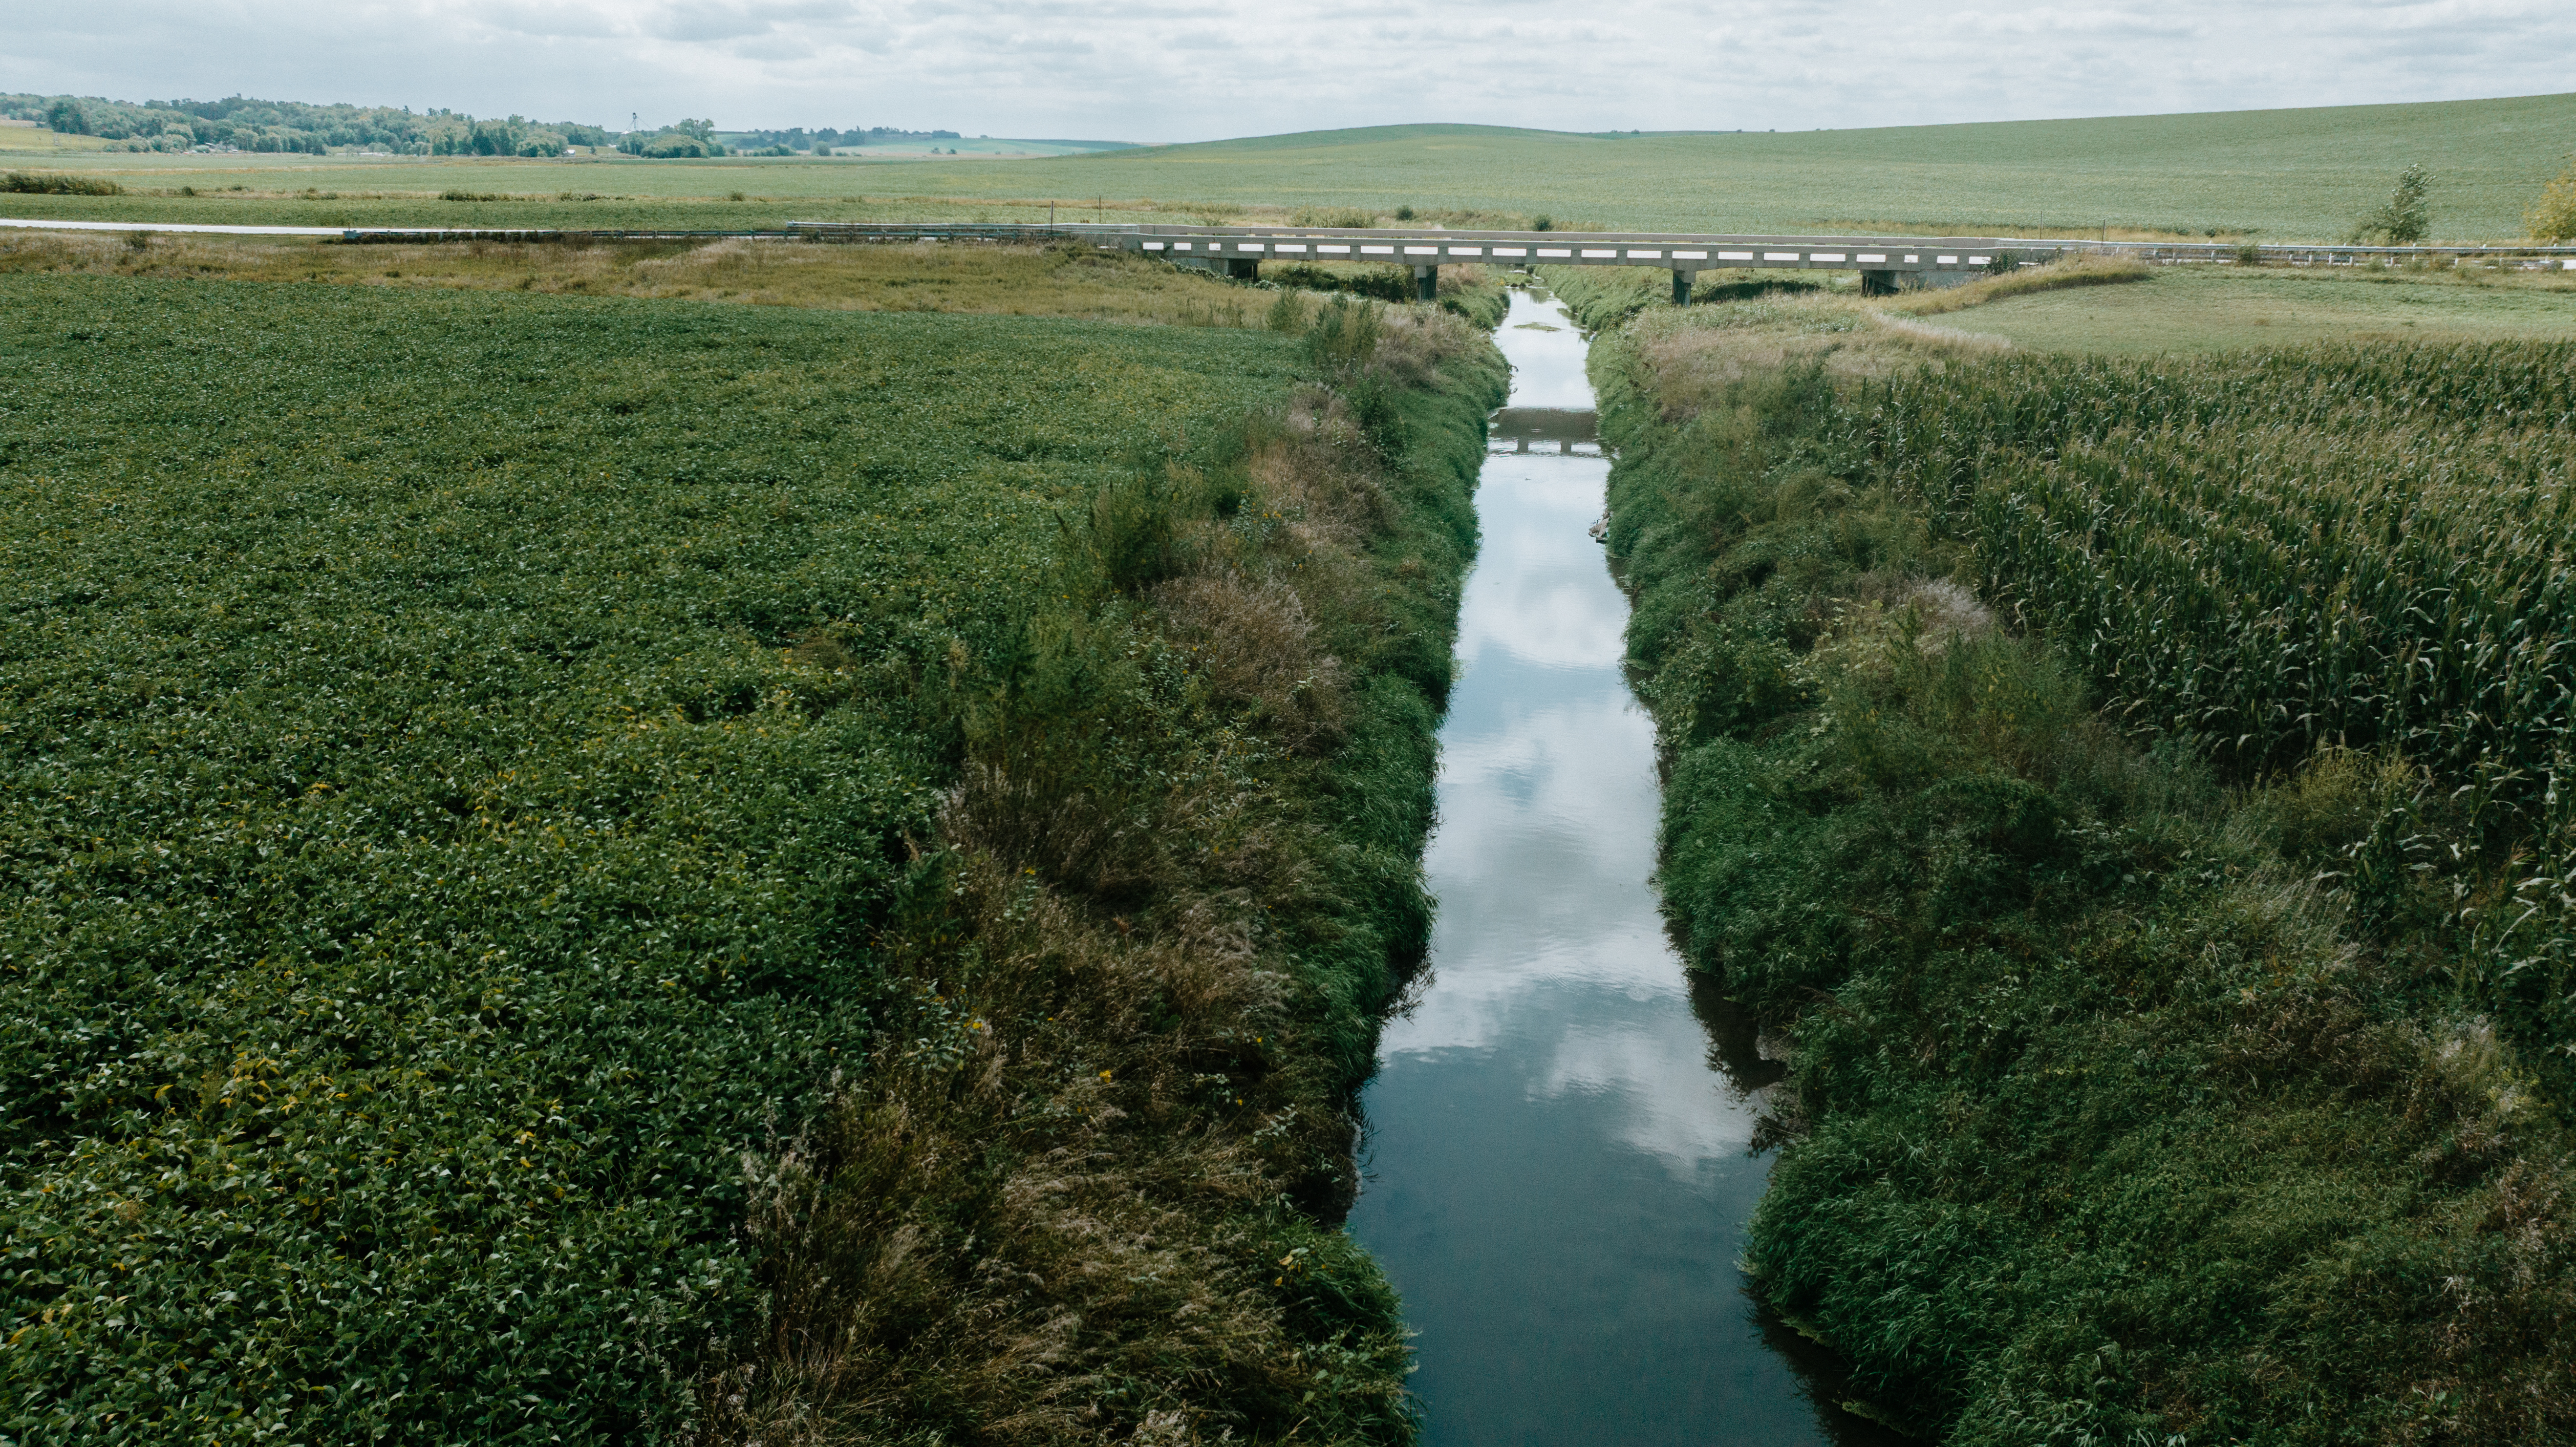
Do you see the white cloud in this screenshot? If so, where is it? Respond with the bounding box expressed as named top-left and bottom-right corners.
top-left (0, 0), bottom-right (2566, 137)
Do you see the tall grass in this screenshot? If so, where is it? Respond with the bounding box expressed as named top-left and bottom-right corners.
top-left (1886, 254), bottom-right (2150, 315)
top-left (697, 306), bottom-right (1506, 1447)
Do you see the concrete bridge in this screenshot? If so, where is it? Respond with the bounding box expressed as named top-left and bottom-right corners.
top-left (1076, 224), bottom-right (2031, 298)
top-left (779, 221), bottom-right (2576, 301)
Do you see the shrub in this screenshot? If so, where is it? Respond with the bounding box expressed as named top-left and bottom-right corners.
top-left (0, 171), bottom-right (124, 196)
top-left (1305, 293), bottom-right (1381, 377)
top-left (1266, 286), bottom-right (1308, 332)
top-left (1695, 276), bottom-right (1823, 305)
top-left (2351, 162), bottom-right (2433, 244)
top-left (2531, 155), bottom-right (2576, 242)
top-left (1290, 206), bottom-right (1375, 229)
top-left (1269, 262), bottom-right (1414, 305)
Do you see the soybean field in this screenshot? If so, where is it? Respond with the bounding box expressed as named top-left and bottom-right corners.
top-left (0, 276), bottom-right (1302, 1441)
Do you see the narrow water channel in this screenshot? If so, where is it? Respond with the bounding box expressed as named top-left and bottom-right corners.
top-left (1345, 290), bottom-right (1897, 1445)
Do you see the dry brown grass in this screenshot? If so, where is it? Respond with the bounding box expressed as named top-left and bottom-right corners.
top-left (1367, 305), bottom-right (1485, 386)
top-left (1158, 576), bottom-right (1350, 753)
top-left (1886, 253), bottom-right (2151, 316)
top-left (1867, 311), bottom-right (2015, 351)
top-left (0, 229), bottom-right (1292, 327)
top-left (1619, 292), bottom-right (1981, 419)
top-left (698, 854), bottom-right (1352, 1447)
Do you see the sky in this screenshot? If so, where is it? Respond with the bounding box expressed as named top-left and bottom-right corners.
top-left (3, 0), bottom-right (2572, 141)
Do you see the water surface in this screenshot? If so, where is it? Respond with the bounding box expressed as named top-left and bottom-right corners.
top-left (1346, 290), bottom-right (1895, 1446)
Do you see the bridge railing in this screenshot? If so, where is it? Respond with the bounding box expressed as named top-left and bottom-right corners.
top-left (777, 222), bottom-right (2576, 273)
top-left (324, 220), bottom-right (2576, 276)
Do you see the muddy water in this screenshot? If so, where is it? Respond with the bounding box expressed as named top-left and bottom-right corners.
top-left (1345, 291), bottom-right (1895, 1445)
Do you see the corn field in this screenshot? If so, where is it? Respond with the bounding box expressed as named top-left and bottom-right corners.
top-left (1851, 340), bottom-right (2576, 1066)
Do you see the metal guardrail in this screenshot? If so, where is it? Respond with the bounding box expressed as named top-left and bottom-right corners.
top-left (328, 220), bottom-right (2576, 287)
top-left (335, 228), bottom-right (807, 243)
top-left (777, 221), bottom-right (2576, 270)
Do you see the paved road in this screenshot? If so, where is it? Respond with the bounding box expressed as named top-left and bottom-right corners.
top-left (1, 217), bottom-right (347, 235)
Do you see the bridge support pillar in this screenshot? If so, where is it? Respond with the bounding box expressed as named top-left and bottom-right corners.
top-left (1672, 268), bottom-right (1696, 305)
top-left (1415, 264), bottom-right (1438, 302)
top-left (1224, 257), bottom-right (1259, 281)
top-left (1861, 269), bottom-right (1901, 297)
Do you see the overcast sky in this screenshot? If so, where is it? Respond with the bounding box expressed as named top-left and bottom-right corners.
top-left (4, 0), bottom-right (2571, 141)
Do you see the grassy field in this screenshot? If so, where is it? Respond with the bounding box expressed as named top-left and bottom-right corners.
top-left (1902, 263), bottom-right (2576, 353)
top-left (0, 228), bottom-right (1508, 331)
top-left (0, 254), bottom-right (1506, 1443)
top-left (0, 228), bottom-right (1300, 324)
top-left (1538, 256), bottom-right (2576, 355)
top-left (0, 159), bottom-right (1179, 231)
top-left (1589, 289), bottom-right (2576, 1444)
top-left (9, 90), bottom-right (2576, 239)
top-left (0, 126), bottom-right (103, 155)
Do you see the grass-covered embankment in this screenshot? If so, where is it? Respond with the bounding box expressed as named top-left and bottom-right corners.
top-left (1, 273), bottom-right (1502, 1443)
top-left (0, 229), bottom-right (1513, 336)
top-left (1542, 255), bottom-right (2576, 358)
top-left (1590, 298), bottom-right (2576, 1440)
top-left (0, 229), bottom-right (1498, 329)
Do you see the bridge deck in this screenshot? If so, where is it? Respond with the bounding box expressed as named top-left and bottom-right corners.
top-left (781, 222), bottom-right (2576, 275)
top-left (9, 214), bottom-right (2563, 275)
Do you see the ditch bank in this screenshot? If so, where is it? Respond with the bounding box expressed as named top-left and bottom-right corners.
top-left (1586, 298), bottom-right (2576, 1441)
top-left (697, 296), bottom-right (1511, 1445)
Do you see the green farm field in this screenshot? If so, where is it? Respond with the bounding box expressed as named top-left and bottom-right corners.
top-left (0, 277), bottom-right (1257, 1439)
top-left (8, 90), bottom-right (2576, 239)
top-left (1911, 263), bottom-right (2576, 353)
top-left (0, 153), bottom-right (1177, 231)
top-left (1540, 257), bottom-right (2576, 355)
top-left (0, 263), bottom-right (1508, 1442)
top-left (0, 226), bottom-right (1407, 326)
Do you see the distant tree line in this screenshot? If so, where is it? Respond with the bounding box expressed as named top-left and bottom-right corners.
top-left (1, 93), bottom-right (614, 155)
top-left (0, 92), bottom-right (991, 161)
